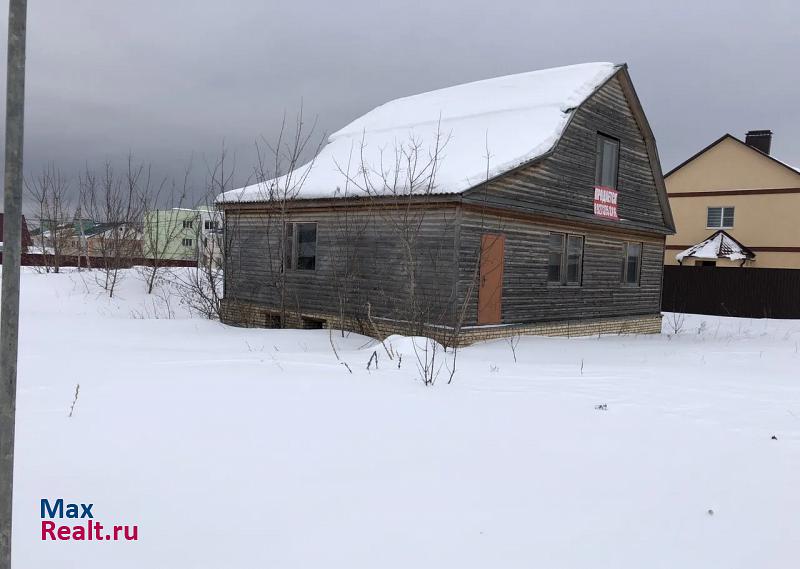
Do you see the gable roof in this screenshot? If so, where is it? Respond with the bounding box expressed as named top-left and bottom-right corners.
top-left (664, 134), bottom-right (800, 179)
top-left (219, 62), bottom-right (622, 203)
top-left (0, 214), bottom-right (32, 248)
top-left (675, 230), bottom-right (755, 263)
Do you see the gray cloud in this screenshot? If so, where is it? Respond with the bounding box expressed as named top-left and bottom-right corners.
top-left (0, 0), bottom-right (798, 208)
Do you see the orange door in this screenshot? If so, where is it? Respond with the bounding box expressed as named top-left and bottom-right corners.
top-left (477, 234), bottom-right (505, 325)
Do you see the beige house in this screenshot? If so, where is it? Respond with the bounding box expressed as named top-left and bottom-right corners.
top-left (664, 130), bottom-right (800, 268)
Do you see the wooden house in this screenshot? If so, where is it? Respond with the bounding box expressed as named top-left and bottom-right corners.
top-left (217, 62), bottom-right (675, 344)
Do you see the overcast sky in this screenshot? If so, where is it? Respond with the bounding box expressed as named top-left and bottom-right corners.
top-left (1, 0), bottom-right (798, 209)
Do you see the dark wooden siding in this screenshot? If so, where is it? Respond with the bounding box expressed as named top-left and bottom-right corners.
top-left (463, 75), bottom-right (669, 234)
top-left (224, 206), bottom-right (460, 325)
top-left (222, 72), bottom-right (670, 329)
top-left (456, 209), bottom-right (665, 326)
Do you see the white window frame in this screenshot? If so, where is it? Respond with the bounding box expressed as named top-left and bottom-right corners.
top-left (595, 133), bottom-right (620, 190)
top-left (706, 206), bottom-right (735, 229)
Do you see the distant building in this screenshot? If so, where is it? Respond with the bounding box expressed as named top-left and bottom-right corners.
top-left (665, 131), bottom-right (800, 268)
top-left (84, 222), bottom-right (143, 258)
top-left (143, 207), bottom-right (222, 265)
top-left (197, 207), bottom-right (224, 268)
top-left (0, 213), bottom-right (33, 252)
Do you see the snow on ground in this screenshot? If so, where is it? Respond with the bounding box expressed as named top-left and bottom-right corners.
top-left (10, 268), bottom-right (800, 568)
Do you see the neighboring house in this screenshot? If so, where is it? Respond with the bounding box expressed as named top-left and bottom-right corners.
top-left (143, 208), bottom-right (201, 262)
top-left (0, 213), bottom-right (33, 252)
top-left (30, 219), bottom-right (94, 256)
top-left (217, 62), bottom-right (675, 343)
top-left (33, 219), bottom-right (142, 259)
top-left (143, 207), bottom-right (222, 265)
top-left (197, 206), bottom-right (224, 268)
top-left (63, 219), bottom-right (104, 256)
top-left (84, 222), bottom-right (143, 258)
top-left (27, 218), bottom-right (142, 265)
top-left (664, 131), bottom-right (800, 268)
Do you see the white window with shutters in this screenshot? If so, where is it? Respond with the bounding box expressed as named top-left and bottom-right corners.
top-left (706, 206), bottom-right (734, 229)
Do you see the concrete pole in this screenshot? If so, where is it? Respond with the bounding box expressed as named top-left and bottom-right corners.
top-left (1, 0), bottom-right (28, 567)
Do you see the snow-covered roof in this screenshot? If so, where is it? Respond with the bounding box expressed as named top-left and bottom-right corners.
top-left (676, 230), bottom-right (755, 263)
top-left (219, 62), bottom-right (620, 203)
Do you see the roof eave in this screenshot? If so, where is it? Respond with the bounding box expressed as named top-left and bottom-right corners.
top-left (665, 133), bottom-right (800, 180)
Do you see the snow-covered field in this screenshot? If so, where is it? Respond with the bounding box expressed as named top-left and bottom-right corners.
top-left (10, 268), bottom-right (800, 568)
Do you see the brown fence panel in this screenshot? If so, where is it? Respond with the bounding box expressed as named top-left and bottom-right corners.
top-left (0, 253), bottom-right (197, 268)
top-left (662, 266), bottom-right (800, 318)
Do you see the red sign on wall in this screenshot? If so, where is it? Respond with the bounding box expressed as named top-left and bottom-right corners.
top-left (593, 186), bottom-right (619, 220)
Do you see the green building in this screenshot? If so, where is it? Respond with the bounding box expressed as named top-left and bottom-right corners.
top-left (143, 208), bottom-right (201, 262)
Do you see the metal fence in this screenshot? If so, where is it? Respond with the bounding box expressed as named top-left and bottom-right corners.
top-left (662, 266), bottom-right (800, 319)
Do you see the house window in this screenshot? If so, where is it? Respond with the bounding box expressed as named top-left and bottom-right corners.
top-left (595, 134), bottom-right (620, 189)
top-left (285, 222), bottom-right (317, 271)
top-left (707, 206), bottom-right (734, 229)
top-left (182, 238), bottom-right (193, 247)
top-left (182, 220), bottom-right (194, 229)
top-left (548, 232), bottom-right (584, 285)
top-left (204, 220), bottom-right (219, 230)
top-left (621, 242), bottom-right (642, 285)
top-left (548, 233), bottom-right (564, 282)
top-left (566, 235), bottom-right (584, 284)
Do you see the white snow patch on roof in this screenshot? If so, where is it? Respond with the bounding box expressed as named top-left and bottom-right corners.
top-left (676, 231), bottom-right (753, 262)
top-left (219, 62), bottom-right (619, 203)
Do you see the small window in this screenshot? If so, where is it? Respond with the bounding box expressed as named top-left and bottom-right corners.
top-left (182, 220), bottom-right (194, 229)
top-left (284, 223), bottom-right (294, 271)
top-left (204, 220), bottom-right (219, 230)
top-left (595, 134), bottom-right (620, 189)
top-left (284, 222), bottom-right (317, 271)
top-left (621, 242), bottom-right (642, 285)
top-left (182, 238), bottom-right (193, 247)
top-left (547, 233), bottom-right (564, 282)
top-left (707, 206), bottom-right (734, 229)
top-left (548, 232), bottom-right (584, 285)
top-left (566, 235), bottom-right (584, 285)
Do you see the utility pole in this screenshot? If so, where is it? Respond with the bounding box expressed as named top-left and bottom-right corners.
top-left (1, 0), bottom-right (28, 567)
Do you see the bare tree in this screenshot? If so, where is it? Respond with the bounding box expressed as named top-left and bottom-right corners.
top-left (444, 141), bottom-right (505, 383)
top-left (174, 145), bottom-right (239, 319)
top-left (330, 125), bottom-right (463, 384)
top-left (25, 165), bottom-right (72, 273)
top-left (326, 147), bottom-right (370, 336)
top-left (338, 126), bottom-right (454, 337)
top-left (79, 156), bottom-right (148, 297)
top-left (245, 109), bottom-right (322, 327)
top-left (140, 162), bottom-right (190, 294)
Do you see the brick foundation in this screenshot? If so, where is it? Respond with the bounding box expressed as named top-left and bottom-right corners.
top-left (220, 298), bottom-right (663, 346)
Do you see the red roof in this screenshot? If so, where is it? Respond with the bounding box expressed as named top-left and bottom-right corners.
top-left (0, 213), bottom-right (33, 248)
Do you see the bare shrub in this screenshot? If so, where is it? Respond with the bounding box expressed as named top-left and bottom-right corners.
top-left (506, 332), bottom-right (521, 363)
top-left (666, 312), bottom-right (686, 335)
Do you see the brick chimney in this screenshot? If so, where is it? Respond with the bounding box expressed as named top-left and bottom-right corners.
top-left (744, 130), bottom-right (772, 155)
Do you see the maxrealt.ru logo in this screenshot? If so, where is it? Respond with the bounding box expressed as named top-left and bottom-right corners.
top-left (40, 498), bottom-right (139, 541)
